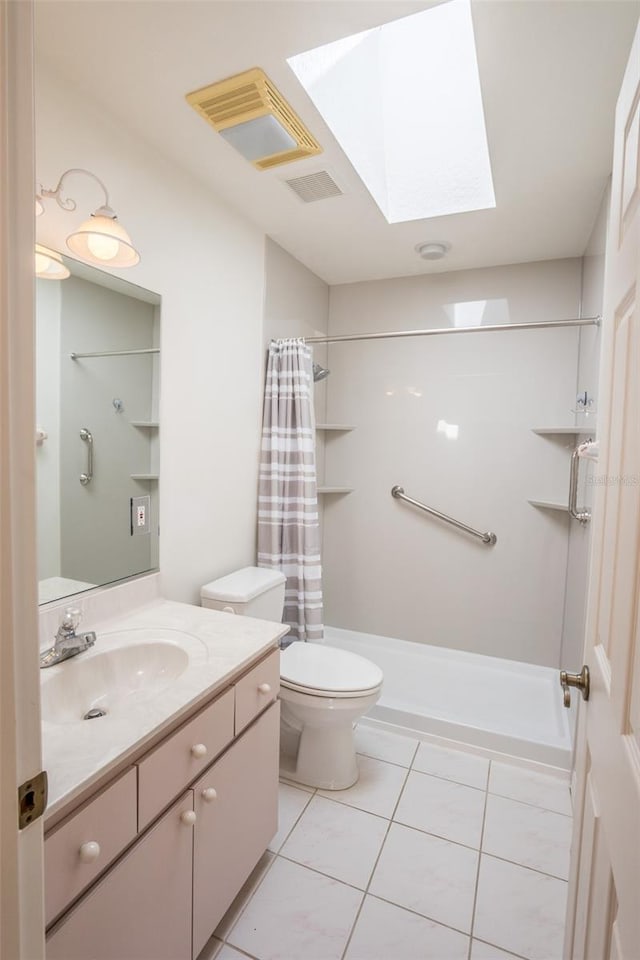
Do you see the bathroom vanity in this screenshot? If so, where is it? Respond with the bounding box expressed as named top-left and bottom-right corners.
top-left (41, 598), bottom-right (287, 960)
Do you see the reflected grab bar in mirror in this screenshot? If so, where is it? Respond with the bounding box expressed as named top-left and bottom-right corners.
top-left (391, 486), bottom-right (497, 546)
top-left (79, 428), bottom-right (93, 485)
top-left (569, 448), bottom-right (591, 523)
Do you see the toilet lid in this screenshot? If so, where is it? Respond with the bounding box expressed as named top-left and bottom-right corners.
top-left (280, 643), bottom-right (383, 694)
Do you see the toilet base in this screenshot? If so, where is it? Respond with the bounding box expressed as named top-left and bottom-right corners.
top-left (280, 720), bottom-right (360, 791)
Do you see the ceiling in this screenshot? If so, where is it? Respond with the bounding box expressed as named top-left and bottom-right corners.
top-left (35, 1), bottom-right (640, 285)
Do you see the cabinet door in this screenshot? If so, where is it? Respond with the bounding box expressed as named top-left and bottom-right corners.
top-left (192, 702), bottom-right (280, 958)
top-left (47, 792), bottom-right (195, 960)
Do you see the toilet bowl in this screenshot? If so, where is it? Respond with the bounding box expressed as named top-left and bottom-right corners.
top-left (200, 566), bottom-right (383, 789)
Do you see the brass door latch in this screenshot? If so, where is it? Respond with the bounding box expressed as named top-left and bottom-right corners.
top-left (560, 665), bottom-right (590, 708)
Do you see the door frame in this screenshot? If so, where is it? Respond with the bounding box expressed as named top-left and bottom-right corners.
top-left (0, 1), bottom-right (45, 957)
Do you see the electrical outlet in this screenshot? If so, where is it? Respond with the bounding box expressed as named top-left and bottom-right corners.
top-left (131, 495), bottom-right (151, 536)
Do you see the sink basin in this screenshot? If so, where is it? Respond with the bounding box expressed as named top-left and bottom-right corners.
top-left (41, 640), bottom-right (190, 724)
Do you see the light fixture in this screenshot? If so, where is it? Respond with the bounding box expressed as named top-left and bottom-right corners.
top-left (415, 242), bottom-right (450, 261)
top-left (36, 168), bottom-right (140, 274)
top-left (35, 243), bottom-right (70, 280)
top-left (186, 68), bottom-right (322, 170)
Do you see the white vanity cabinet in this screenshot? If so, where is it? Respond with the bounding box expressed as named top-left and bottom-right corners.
top-left (45, 648), bottom-right (280, 960)
top-left (46, 792), bottom-right (195, 960)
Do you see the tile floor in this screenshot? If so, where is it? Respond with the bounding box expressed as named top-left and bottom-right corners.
top-left (200, 723), bottom-right (572, 960)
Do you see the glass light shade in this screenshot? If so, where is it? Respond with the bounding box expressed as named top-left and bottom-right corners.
top-left (66, 210), bottom-right (140, 267)
top-left (35, 244), bottom-right (70, 280)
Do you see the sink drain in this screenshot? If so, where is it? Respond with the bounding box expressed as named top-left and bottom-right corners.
top-left (83, 707), bottom-right (107, 720)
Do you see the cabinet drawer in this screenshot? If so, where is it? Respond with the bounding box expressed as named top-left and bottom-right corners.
top-left (138, 686), bottom-right (234, 829)
top-left (45, 767), bottom-right (137, 926)
top-left (235, 649), bottom-right (280, 734)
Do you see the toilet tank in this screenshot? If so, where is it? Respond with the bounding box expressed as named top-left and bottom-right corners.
top-left (201, 566), bottom-right (286, 621)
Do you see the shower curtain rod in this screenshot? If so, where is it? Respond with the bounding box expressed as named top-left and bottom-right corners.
top-left (303, 316), bottom-right (600, 345)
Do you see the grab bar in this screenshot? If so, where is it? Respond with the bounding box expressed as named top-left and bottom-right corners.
top-left (79, 428), bottom-right (93, 485)
top-left (569, 448), bottom-right (591, 523)
top-left (391, 486), bottom-right (497, 545)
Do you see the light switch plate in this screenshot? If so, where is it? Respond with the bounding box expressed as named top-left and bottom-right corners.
top-left (131, 495), bottom-right (151, 536)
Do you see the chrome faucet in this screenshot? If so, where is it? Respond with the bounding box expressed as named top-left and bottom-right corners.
top-left (40, 608), bottom-right (96, 669)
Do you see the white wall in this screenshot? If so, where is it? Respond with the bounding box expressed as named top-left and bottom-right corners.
top-left (263, 238), bottom-right (330, 508)
top-left (35, 279), bottom-right (61, 579)
top-left (560, 183), bottom-right (609, 677)
top-left (35, 64), bottom-right (266, 604)
top-left (323, 259), bottom-right (582, 667)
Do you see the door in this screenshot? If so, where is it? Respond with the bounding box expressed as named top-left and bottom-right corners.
top-left (564, 18), bottom-right (640, 959)
top-left (46, 792), bottom-right (195, 960)
top-left (192, 703), bottom-right (279, 959)
top-left (0, 1), bottom-right (46, 958)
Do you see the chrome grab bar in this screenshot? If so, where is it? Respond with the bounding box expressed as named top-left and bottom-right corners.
top-left (79, 428), bottom-right (93, 485)
top-left (391, 486), bottom-right (497, 546)
top-left (569, 448), bottom-right (591, 523)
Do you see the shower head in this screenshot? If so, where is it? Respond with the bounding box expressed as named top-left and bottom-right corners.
top-left (313, 362), bottom-right (330, 382)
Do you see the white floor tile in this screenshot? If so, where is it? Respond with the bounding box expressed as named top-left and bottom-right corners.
top-left (227, 857), bottom-right (363, 960)
top-left (355, 724), bottom-right (419, 767)
top-left (413, 742), bottom-right (490, 790)
top-left (474, 855), bottom-right (567, 960)
top-left (483, 793), bottom-right (572, 879)
top-left (217, 947), bottom-right (251, 960)
top-left (345, 895), bottom-right (469, 960)
top-left (471, 941), bottom-right (523, 959)
top-left (268, 782), bottom-right (313, 853)
top-left (318, 754), bottom-right (408, 818)
top-left (488, 762), bottom-right (572, 816)
top-left (369, 823), bottom-right (478, 934)
top-left (214, 852), bottom-right (274, 940)
top-left (394, 770), bottom-right (485, 849)
top-left (281, 795), bottom-right (388, 889)
top-left (279, 775), bottom-right (314, 793)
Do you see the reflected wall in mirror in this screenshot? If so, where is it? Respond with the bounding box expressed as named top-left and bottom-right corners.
top-left (36, 256), bottom-right (161, 604)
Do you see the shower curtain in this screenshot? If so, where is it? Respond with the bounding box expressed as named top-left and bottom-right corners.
top-left (258, 339), bottom-right (323, 642)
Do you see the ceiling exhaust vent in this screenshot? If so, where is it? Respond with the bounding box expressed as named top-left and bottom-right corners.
top-left (186, 68), bottom-right (322, 171)
top-left (285, 171), bottom-right (343, 203)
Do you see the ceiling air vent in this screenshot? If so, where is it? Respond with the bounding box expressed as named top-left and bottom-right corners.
top-left (186, 68), bottom-right (322, 171)
top-left (285, 171), bottom-right (343, 203)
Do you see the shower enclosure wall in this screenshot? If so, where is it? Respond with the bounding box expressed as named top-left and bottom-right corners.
top-left (317, 233), bottom-right (606, 768)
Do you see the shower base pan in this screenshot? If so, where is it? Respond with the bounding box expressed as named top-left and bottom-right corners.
top-left (320, 626), bottom-right (572, 769)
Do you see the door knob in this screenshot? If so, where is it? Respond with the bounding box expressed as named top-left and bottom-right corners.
top-left (560, 665), bottom-right (590, 708)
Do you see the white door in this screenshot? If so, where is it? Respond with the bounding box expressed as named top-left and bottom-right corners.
top-left (564, 18), bottom-right (640, 960)
top-left (0, 1), bottom-right (46, 958)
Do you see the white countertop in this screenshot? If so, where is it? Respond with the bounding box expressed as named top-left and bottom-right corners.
top-left (42, 599), bottom-right (288, 821)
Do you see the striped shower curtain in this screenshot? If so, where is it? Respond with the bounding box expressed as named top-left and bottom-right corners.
top-left (258, 339), bottom-right (323, 642)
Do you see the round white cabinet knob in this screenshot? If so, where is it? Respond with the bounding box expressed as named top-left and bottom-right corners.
top-left (258, 683), bottom-right (272, 694)
top-left (180, 810), bottom-right (196, 827)
top-left (191, 743), bottom-right (207, 759)
top-left (201, 787), bottom-right (218, 802)
top-left (79, 841), bottom-right (101, 863)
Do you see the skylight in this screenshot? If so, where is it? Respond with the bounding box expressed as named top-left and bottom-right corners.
top-left (287, 0), bottom-right (495, 224)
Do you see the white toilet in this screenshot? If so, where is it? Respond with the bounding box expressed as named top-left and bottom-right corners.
top-left (201, 566), bottom-right (383, 790)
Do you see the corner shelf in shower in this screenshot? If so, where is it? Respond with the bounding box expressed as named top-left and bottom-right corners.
top-left (531, 426), bottom-right (595, 436)
top-left (317, 486), bottom-right (354, 495)
top-left (131, 474), bottom-right (159, 481)
top-left (528, 499), bottom-right (569, 512)
top-left (130, 420), bottom-right (160, 428)
top-left (315, 424), bottom-right (355, 432)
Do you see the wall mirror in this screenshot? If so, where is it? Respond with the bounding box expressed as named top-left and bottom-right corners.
top-left (36, 256), bottom-right (161, 605)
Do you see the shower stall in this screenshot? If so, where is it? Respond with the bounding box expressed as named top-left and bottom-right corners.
top-left (310, 251), bottom-right (605, 771)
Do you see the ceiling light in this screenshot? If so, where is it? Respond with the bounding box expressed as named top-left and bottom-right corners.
top-left (416, 242), bottom-right (450, 261)
top-left (36, 168), bottom-right (140, 274)
top-left (186, 68), bottom-right (322, 170)
top-left (35, 244), bottom-right (70, 280)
